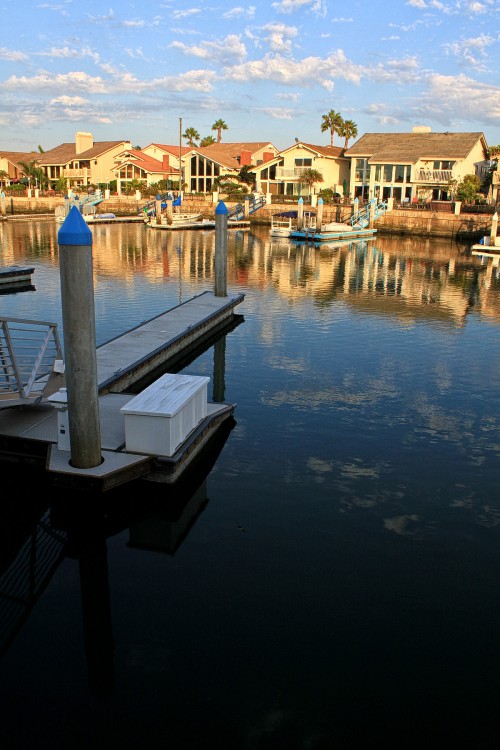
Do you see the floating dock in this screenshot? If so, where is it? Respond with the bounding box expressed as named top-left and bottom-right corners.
top-left (0, 291), bottom-right (244, 490)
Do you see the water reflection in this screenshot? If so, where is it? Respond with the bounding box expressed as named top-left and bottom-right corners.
top-left (2, 221), bottom-right (498, 334)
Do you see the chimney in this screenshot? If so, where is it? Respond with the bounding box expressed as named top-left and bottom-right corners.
top-left (240, 149), bottom-right (252, 166)
top-left (75, 131), bottom-right (94, 154)
top-left (263, 152), bottom-right (274, 163)
top-left (162, 155), bottom-right (170, 168)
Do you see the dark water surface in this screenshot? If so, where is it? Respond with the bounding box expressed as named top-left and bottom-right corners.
top-left (1, 220), bottom-right (500, 749)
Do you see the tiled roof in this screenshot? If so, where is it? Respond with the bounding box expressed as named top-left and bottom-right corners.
top-left (344, 132), bottom-right (487, 163)
top-left (284, 142), bottom-right (346, 158)
top-left (0, 151), bottom-right (39, 166)
top-left (114, 149), bottom-right (179, 175)
top-left (146, 144), bottom-right (192, 157)
top-left (35, 141), bottom-right (130, 166)
top-left (186, 142), bottom-right (278, 169)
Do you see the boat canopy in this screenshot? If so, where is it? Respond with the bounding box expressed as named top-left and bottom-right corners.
top-left (272, 210), bottom-right (316, 219)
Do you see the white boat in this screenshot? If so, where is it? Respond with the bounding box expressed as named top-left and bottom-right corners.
top-left (270, 211), bottom-right (297, 237)
top-left (270, 210), bottom-right (317, 238)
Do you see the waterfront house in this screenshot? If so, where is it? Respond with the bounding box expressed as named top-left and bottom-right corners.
top-left (250, 141), bottom-right (350, 198)
top-left (35, 132), bottom-right (132, 191)
top-left (344, 128), bottom-right (489, 203)
top-left (0, 151), bottom-right (39, 187)
top-left (112, 144), bottom-right (187, 193)
top-left (182, 142), bottom-right (278, 193)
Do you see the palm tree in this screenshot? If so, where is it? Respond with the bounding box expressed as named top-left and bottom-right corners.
top-left (212, 119), bottom-right (228, 143)
top-left (200, 135), bottom-right (216, 147)
top-left (300, 168), bottom-right (324, 195)
top-left (183, 127), bottom-right (200, 147)
top-left (338, 119), bottom-right (358, 149)
top-left (18, 159), bottom-right (48, 190)
top-left (321, 110), bottom-right (343, 147)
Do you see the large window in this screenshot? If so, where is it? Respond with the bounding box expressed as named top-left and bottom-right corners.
top-left (294, 158), bottom-right (312, 167)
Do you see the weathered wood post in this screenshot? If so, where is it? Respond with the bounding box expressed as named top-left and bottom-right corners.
top-left (214, 200), bottom-right (227, 297)
top-left (490, 211), bottom-right (498, 246)
top-left (369, 198), bottom-right (376, 228)
top-left (297, 197), bottom-right (304, 230)
top-left (155, 194), bottom-right (162, 225)
top-left (166, 195), bottom-right (173, 224)
top-left (316, 197), bottom-right (324, 231)
top-left (0, 189), bottom-right (5, 216)
top-left (58, 206), bottom-right (102, 468)
top-left (244, 195), bottom-right (250, 218)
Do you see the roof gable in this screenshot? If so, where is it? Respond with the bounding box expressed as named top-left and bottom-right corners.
top-left (344, 132), bottom-right (487, 163)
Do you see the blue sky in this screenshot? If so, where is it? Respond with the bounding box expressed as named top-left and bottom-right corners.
top-left (0, 0), bottom-right (499, 153)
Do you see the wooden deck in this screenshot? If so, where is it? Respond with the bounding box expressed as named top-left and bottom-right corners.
top-left (0, 290), bottom-right (244, 489)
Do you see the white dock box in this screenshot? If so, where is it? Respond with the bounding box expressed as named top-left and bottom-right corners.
top-left (121, 373), bottom-right (210, 456)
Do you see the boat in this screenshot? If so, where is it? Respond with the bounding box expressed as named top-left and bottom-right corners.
top-left (270, 211), bottom-right (298, 237)
top-left (290, 217), bottom-right (377, 243)
top-left (270, 209), bottom-right (316, 238)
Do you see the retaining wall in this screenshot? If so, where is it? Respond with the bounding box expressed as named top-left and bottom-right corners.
top-left (1, 195), bottom-right (495, 240)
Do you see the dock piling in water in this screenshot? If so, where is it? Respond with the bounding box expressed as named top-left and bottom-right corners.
top-left (58, 206), bottom-right (102, 469)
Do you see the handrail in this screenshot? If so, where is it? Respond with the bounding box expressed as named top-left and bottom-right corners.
top-left (228, 195), bottom-right (266, 220)
top-left (0, 318), bottom-right (65, 408)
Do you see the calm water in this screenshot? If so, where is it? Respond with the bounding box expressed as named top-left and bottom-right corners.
top-left (1, 219), bottom-right (500, 749)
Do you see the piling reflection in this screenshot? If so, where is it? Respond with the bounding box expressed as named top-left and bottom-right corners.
top-left (1, 220), bottom-right (499, 329)
top-left (0, 410), bottom-right (235, 694)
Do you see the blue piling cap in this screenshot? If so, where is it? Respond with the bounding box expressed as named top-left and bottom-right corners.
top-left (216, 200), bottom-right (228, 215)
top-left (58, 205), bottom-right (92, 246)
top-left (318, 197), bottom-right (323, 205)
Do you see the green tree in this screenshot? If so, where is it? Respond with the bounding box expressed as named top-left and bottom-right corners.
top-left (0, 169), bottom-right (8, 187)
top-left (300, 168), bottom-right (324, 195)
top-left (200, 135), bottom-right (216, 147)
top-left (212, 119), bottom-right (228, 143)
top-left (456, 174), bottom-right (481, 203)
top-left (37, 145), bottom-right (45, 153)
top-left (337, 119), bottom-right (358, 149)
top-left (238, 165), bottom-right (255, 186)
top-left (321, 110), bottom-right (343, 146)
top-left (18, 159), bottom-right (48, 189)
top-left (183, 127), bottom-right (200, 147)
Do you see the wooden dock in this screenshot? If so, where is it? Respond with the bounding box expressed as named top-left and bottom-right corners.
top-left (0, 265), bottom-right (35, 288)
top-left (0, 290), bottom-right (244, 490)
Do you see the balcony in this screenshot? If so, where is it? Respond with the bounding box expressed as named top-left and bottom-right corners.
top-left (276, 167), bottom-right (310, 180)
top-left (414, 169), bottom-right (453, 184)
top-left (64, 168), bottom-right (90, 179)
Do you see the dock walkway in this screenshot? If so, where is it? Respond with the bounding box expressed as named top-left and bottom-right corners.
top-left (0, 290), bottom-right (244, 489)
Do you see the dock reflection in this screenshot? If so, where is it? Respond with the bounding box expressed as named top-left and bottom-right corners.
top-left (0, 413), bottom-right (236, 696)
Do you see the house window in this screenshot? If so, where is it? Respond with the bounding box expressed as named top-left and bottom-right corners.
top-left (294, 158), bottom-right (312, 167)
top-left (394, 165), bottom-right (406, 183)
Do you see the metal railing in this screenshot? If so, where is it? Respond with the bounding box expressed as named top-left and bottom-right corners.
top-left (0, 317), bottom-right (65, 408)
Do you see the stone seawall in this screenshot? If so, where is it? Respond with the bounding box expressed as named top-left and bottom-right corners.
top-left (1, 195), bottom-right (495, 240)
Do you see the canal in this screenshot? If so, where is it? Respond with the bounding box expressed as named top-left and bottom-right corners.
top-left (0, 219), bottom-right (499, 748)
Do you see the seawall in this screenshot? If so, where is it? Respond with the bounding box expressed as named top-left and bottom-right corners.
top-left (1, 195), bottom-right (495, 241)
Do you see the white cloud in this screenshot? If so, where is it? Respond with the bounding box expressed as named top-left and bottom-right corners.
top-left (171, 34), bottom-right (247, 64)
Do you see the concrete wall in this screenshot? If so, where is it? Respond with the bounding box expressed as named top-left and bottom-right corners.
top-left (1, 195), bottom-right (495, 240)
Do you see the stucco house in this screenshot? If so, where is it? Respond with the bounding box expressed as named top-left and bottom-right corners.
top-left (33, 132), bottom-right (132, 191)
top-left (182, 142), bottom-right (278, 194)
top-left (0, 151), bottom-right (38, 187)
top-left (251, 141), bottom-right (350, 198)
top-left (112, 143), bottom-right (189, 193)
top-left (344, 128), bottom-right (489, 203)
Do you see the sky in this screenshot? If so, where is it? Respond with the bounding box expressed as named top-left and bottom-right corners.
top-left (0, 0), bottom-right (499, 154)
